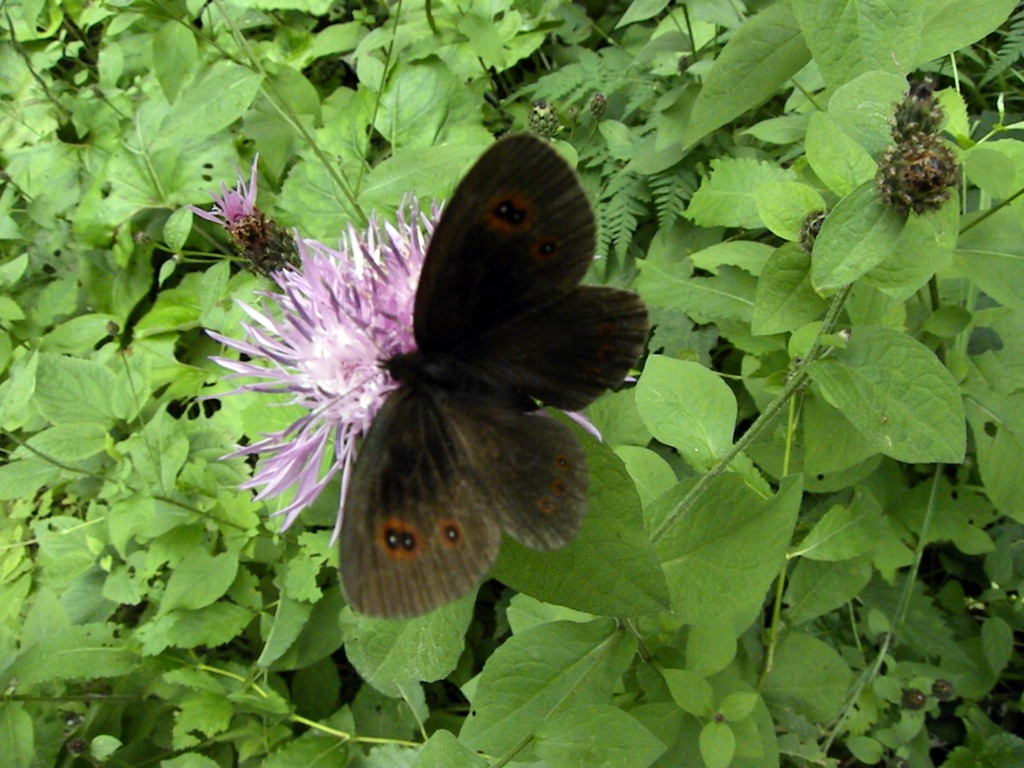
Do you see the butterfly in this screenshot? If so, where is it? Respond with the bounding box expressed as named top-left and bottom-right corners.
top-left (339, 134), bottom-right (649, 617)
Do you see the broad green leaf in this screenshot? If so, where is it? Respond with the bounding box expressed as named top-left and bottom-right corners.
top-left (137, 603), bottom-right (255, 655)
top-left (719, 692), bottom-right (759, 721)
top-left (810, 181), bottom-right (906, 291)
top-left (343, 596), bottom-right (474, 696)
top-left (981, 616), bottom-right (1013, 674)
top-left (802, 393), bottom-right (880, 475)
top-left (615, 446), bottom-right (677, 509)
top-left (0, 704), bottom-right (34, 768)
top-left (827, 71), bottom-right (910, 158)
top-left (784, 556), bottom-right (873, 626)
top-left (7, 624), bottom-right (138, 687)
top-left (663, 668), bottom-right (714, 716)
top-left (160, 550), bottom-right (239, 614)
top-left (460, 619), bottom-right (635, 755)
top-left (700, 720), bottom-right (736, 768)
top-left (32, 354), bottom-right (136, 426)
top-left (495, 431), bottom-right (669, 616)
top-left (686, 621), bottom-right (737, 677)
top-left (761, 632), bottom-right (852, 721)
top-left (954, 208), bottom-right (1024, 310)
top-left (756, 182), bottom-right (826, 242)
top-left (636, 262), bottom-right (756, 324)
top-left (690, 241), bottom-right (775, 276)
top-left (152, 20), bottom-right (197, 102)
top-left (24, 423), bottom-right (108, 463)
top-left (376, 62), bottom-right (459, 148)
top-left (534, 705), bottom-right (667, 768)
top-left (257, 596), bottom-right (313, 670)
top-left (681, 3), bottom-right (810, 148)
top-left (807, 326), bottom-right (966, 463)
top-left (865, 194), bottom-right (958, 300)
top-left (686, 158), bottom-right (795, 229)
top-left (635, 356), bottom-right (736, 471)
top-left (413, 730), bottom-right (486, 768)
top-left (160, 62), bottom-right (263, 144)
top-left (752, 245), bottom-right (827, 335)
top-left (616, 0), bottom-right (671, 28)
top-left (791, 491), bottom-right (888, 561)
top-left (917, 0), bottom-right (1017, 63)
top-left (651, 475), bottom-right (802, 628)
top-left (805, 112), bottom-right (877, 197)
top-left (791, 0), bottom-right (922, 86)
top-left (973, 419), bottom-right (1024, 525)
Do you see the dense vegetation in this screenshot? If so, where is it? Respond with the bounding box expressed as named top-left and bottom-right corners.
top-left (2, 0), bottom-right (1024, 766)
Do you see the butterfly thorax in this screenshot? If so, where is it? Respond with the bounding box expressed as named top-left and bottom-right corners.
top-left (384, 350), bottom-right (535, 411)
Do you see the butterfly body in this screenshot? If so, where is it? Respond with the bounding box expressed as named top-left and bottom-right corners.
top-left (340, 135), bottom-right (648, 617)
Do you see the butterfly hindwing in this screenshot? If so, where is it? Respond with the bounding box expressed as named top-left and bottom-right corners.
top-left (414, 135), bottom-right (596, 353)
top-left (469, 285), bottom-right (649, 411)
top-left (339, 388), bottom-right (502, 618)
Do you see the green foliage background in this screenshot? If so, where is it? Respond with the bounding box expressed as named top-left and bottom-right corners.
top-left (2, 0), bottom-right (1024, 766)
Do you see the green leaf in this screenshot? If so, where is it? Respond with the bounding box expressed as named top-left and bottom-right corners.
top-left (152, 20), bottom-right (197, 102)
top-left (756, 182), bottom-right (826, 242)
top-left (615, 0), bottom-right (671, 28)
top-left (686, 157), bottom-right (795, 229)
top-left (26, 423), bottom-right (108, 463)
top-left (413, 730), bottom-right (486, 768)
top-left (792, 492), bottom-right (888, 561)
top-left (954, 208), bottom-right (1024, 310)
top-left (917, 0), bottom-right (1018, 63)
top-left (534, 704), bottom-right (667, 768)
top-left (719, 691), bottom-right (759, 721)
top-left (614, 446), bottom-right (677, 509)
top-left (682, 3), bottom-right (810, 148)
top-left (651, 475), bottom-right (802, 627)
top-left (790, 0), bottom-right (923, 86)
top-left (376, 62), bottom-right (459, 148)
top-left (160, 550), bottom-right (239, 614)
top-left (89, 735), bottom-right (121, 761)
top-left (159, 61), bottom-right (263, 144)
top-left (494, 429), bottom-right (669, 616)
top-left (699, 720), bottom-right (736, 768)
top-left (805, 112), bottom-right (877, 198)
top-left (459, 619), bottom-right (635, 755)
top-left (0, 704), bottom-right (34, 768)
top-left (635, 356), bottom-right (737, 471)
top-left (807, 326), bottom-right (966, 463)
top-left (7, 624), bottom-right (138, 687)
top-left (752, 245), bottom-right (827, 335)
top-left (32, 354), bottom-right (135, 426)
top-left (662, 668), bottom-right (714, 716)
top-left (810, 181), bottom-right (906, 291)
top-left (686, 621), bottom-right (737, 677)
top-left (827, 71), bottom-right (911, 158)
top-left (163, 206), bottom-right (192, 252)
top-left (982, 616), bottom-right (1013, 675)
top-left (974, 420), bottom-right (1024, 524)
top-left (343, 597), bottom-right (474, 696)
top-left (637, 261), bottom-right (756, 325)
top-left (784, 556), bottom-right (874, 626)
top-left (761, 632), bottom-right (853, 721)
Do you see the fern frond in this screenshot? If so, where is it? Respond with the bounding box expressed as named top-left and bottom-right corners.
top-left (983, 7), bottom-right (1024, 84)
top-left (597, 170), bottom-right (649, 264)
top-left (649, 168), bottom-right (696, 230)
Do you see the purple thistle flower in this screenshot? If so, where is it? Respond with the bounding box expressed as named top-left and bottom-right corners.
top-left (191, 155), bottom-right (298, 276)
top-left (206, 159), bottom-right (435, 540)
top-left (191, 157), bottom-right (260, 228)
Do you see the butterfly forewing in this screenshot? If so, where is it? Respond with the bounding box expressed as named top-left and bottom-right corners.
top-left (414, 135), bottom-right (596, 353)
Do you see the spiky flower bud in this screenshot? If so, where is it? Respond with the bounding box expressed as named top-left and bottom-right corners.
top-left (901, 687), bottom-right (927, 710)
top-left (876, 132), bottom-right (958, 217)
top-left (589, 92), bottom-right (608, 119)
top-left (892, 77), bottom-right (944, 143)
top-left (799, 209), bottom-right (827, 255)
top-left (529, 99), bottom-right (561, 138)
top-left (931, 679), bottom-right (955, 701)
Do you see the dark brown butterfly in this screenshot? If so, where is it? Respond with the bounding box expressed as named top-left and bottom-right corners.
top-left (339, 134), bottom-right (648, 617)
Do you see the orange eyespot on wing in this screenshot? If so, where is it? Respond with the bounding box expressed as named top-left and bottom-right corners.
top-left (532, 236), bottom-right (560, 263)
top-left (486, 193), bottom-right (534, 233)
top-left (438, 518), bottom-right (464, 549)
top-left (378, 517), bottom-right (422, 562)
